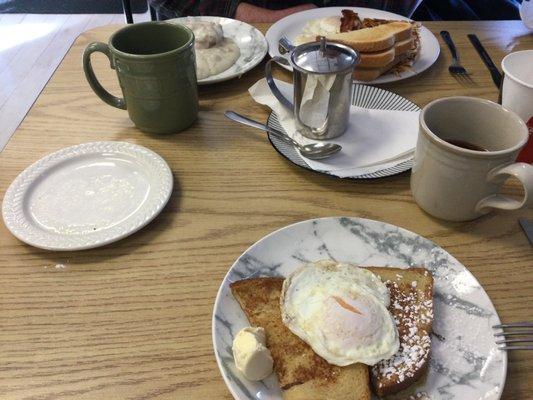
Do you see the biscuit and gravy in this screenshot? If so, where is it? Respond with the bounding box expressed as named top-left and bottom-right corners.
top-left (182, 20), bottom-right (241, 80)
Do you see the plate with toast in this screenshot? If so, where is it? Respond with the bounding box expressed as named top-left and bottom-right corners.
top-left (265, 7), bottom-right (440, 84)
top-left (213, 217), bottom-right (507, 400)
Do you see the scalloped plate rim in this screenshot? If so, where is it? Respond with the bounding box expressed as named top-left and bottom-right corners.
top-left (1, 141), bottom-right (173, 251)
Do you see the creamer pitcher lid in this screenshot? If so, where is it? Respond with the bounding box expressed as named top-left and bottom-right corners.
top-left (290, 37), bottom-right (359, 74)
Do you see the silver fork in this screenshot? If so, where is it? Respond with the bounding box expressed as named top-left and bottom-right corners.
top-left (493, 322), bottom-right (533, 350)
top-left (440, 30), bottom-right (473, 84)
top-left (278, 36), bottom-right (295, 55)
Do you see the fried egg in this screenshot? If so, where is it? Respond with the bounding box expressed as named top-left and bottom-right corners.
top-left (280, 260), bottom-right (399, 366)
top-left (294, 16), bottom-right (341, 45)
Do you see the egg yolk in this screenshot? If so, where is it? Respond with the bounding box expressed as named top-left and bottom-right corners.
top-left (321, 295), bottom-right (384, 350)
top-left (332, 295), bottom-right (362, 315)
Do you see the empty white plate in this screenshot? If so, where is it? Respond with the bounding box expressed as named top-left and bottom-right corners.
top-left (2, 141), bottom-right (173, 251)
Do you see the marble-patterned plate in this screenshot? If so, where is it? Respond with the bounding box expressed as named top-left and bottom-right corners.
top-left (213, 217), bottom-right (507, 400)
top-left (2, 141), bottom-right (173, 251)
top-left (168, 16), bottom-right (268, 85)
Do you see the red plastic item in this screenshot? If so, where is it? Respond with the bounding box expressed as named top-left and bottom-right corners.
top-left (517, 117), bottom-right (533, 163)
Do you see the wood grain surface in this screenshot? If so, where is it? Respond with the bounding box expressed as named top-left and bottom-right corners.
top-left (0, 21), bottom-right (532, 400)
top-left (0, 13), bottom-right (151, 151)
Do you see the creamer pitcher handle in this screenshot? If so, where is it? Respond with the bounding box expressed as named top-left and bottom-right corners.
top-left (475, 162), bottom-right (533, 213)
top-left (265, 56), bottom-right (293, 110)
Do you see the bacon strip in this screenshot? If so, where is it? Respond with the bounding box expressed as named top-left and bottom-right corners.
top-left (340, 9), bottom-right (361, 32)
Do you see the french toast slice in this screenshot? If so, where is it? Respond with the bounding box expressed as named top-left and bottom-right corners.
top-left (230, 277), bottom-right (371, 400)
top-left (365, 267), bottom-right (434, 397)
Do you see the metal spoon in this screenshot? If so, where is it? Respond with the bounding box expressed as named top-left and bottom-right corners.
top-left (225, 111), bottom-right (342, 160)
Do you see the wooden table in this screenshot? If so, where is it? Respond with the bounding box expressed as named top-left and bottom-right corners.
top-left (0, 21), bottom-right (531, 400)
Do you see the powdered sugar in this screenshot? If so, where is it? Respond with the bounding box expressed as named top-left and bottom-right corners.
top-left (372, 279), bottom-right (433, 386)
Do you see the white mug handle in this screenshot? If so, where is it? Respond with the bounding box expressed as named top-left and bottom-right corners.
top-left (475, 162), bottom-right (533, 213)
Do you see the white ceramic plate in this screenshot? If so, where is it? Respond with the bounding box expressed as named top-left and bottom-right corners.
top-left (265, 7), bottom-right (440, 84)
top-left (2, 141), bottom-right (173, 251)
top-left (213, 217), bottom-right (507, 400)
top-left (168, 16), bottom-right (268, 85)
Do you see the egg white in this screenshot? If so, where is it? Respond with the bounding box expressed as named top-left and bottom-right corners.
top-left (294, 16), bottom-right (341, 45)
top-left (280, 260), bottom-right (399, 366)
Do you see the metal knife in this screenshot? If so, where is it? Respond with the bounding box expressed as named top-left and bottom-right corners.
top-left (467, 34), bottom-right (502, 88)
top-left (519, 219), bottom-right (533, 246)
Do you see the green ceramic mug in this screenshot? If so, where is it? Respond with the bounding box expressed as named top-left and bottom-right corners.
top-left (83, 22), bottom-right (198, 134)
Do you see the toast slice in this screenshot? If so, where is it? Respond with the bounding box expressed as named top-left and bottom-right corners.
top-left (325, 21), bottom-right (413, 52)
top-left (353, 53), bottom-right (409, 81)
top-left (365, 267), bottom-right (434, 397)
top-left (358, 37), bottom-right (413, 68)
top-left (230, 277), bottom-right (371, 400)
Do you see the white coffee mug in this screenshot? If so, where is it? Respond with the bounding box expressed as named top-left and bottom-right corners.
top-left (501, 50), bottom-right (533, 124)
top-left (411, 97), bottom-right (533, 221)
top-left (520, 0), bottom-right (533, 29)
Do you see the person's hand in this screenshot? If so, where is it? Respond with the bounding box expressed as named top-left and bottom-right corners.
top-left (235, 3), bottom-right (317, 23)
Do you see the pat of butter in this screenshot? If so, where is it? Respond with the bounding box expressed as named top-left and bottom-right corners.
top-left (232, 327), bottom-right (273, 381)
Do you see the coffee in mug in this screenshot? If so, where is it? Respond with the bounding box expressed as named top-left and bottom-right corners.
top-left (83, 22), bottom-right (198, 134)
top-left (443, 139), bottom-right (488, 152)
top-left (411, 96), bottom-right (533, 221)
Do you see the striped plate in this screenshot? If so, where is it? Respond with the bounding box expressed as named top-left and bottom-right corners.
top-left (266, 84), bottom-right (420, 179)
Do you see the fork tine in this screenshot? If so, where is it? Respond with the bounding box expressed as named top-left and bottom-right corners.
top-left (453, 69), bottom-right (473, 84)
top-left (459, 73), bottom-right (470, 84)
top-left (453, 73), bottom-right (469, 86)
top-left (450, 70), bottom-right (463, 81)
top-left (493, 322), bottom-right (533, 348)
top-left (499, 345), bottom-right (533, 350)
top-left (493, 322), bottom-right (533, 328)
top-left (462, 72), bottom-right (474, 84)
top-left (496, 338), bottom-right (533, 344)
top-left (494, 330), bottom-right (533, 337)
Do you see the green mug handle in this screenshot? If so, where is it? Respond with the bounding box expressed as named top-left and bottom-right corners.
top-left (83, 42), bottom-right (126, 110)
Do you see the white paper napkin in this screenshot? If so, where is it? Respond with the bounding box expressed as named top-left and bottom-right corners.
top-left (249, 78), bottom-right (420, 178)
top-left (299, 74), bottom-right (336, 129)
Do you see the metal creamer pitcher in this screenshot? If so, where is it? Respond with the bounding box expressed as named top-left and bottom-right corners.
top-left (265, 37), bottom-right (359, 140)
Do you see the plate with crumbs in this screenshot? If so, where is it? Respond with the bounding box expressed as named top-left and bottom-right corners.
top-left (212, 217), bottom-right (507, 400)
top-left (2, 141), bottom-right (173, 251)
